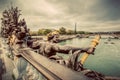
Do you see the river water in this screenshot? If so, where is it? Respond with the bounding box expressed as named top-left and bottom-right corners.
top-left (58, 37), bottom-right (120, 77)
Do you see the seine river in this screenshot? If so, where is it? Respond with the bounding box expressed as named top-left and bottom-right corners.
top-left (58, 36), bottom-right (120, 77)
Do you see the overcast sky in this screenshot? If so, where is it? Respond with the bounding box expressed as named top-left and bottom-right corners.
top-left (0, 0), bottom-right (120, 32)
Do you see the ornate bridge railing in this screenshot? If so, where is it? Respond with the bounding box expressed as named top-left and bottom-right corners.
top-left (1, 38), bottom-right (90, 80)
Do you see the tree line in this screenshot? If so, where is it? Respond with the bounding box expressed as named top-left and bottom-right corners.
top-left (30, 27), bottom-right (90, 36)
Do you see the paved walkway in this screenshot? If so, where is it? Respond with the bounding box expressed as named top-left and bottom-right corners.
top-left (0, 38), bottom-right (15, 80)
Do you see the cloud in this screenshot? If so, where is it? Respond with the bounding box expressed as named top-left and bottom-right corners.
top-left (0, 0), bottom-right (120, 32)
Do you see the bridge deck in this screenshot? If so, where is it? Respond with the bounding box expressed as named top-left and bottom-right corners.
top-left (20, 49), bottom-right (90, 80)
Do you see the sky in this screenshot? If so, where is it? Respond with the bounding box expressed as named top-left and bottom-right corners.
top-left (0, 0), bottom-right (120, 32)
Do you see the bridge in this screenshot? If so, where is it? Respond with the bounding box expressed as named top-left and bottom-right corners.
top-left (0, 37), bottom-right (90, 80)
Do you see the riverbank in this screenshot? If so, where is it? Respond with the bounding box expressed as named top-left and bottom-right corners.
top-left (31, 35), bottom-right (76, 43)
